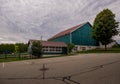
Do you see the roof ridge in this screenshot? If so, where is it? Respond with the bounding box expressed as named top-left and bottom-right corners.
top-left (29, 40), bottom-right (65, 43)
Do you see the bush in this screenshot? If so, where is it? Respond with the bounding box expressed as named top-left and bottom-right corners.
top-left (31, 41), bottom-right (42, 58)
top-left (67, 43), bottom-right (75, 54)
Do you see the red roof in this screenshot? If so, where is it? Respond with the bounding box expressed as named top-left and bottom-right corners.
top-left (41, 41), bottom-right (67, 47)
top-left (48, 22), bottom-right (88, 40)
top-left (29, 40), bottom-right (67, 47)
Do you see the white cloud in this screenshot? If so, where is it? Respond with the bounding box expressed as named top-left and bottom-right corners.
top-left (0, 37), bottom-right (3, 40)
top-left (0, 0), bottom-right (120, 43)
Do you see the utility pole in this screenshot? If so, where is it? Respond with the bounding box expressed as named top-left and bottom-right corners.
top-left (41, 36), bottom-right (43, 41)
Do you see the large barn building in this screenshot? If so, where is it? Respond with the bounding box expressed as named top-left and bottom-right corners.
top-left (28, 22), bottom-right (115, 55)
top-left (48, 22), bottom-right (99, 51)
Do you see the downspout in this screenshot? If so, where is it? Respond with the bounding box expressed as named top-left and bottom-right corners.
top-left (70, 32), bottom-right (72, 43)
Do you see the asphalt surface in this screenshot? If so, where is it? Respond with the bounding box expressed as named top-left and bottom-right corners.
top-left (0, 53), bottom-right (120, 84)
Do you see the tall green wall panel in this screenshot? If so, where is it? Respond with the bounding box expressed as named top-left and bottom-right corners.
top-left (72, 23), bottom-right (98, 46)
top-left (51, 34), bottom-right (70, 44)
top-left (49, 23), bottom-right (99, 46)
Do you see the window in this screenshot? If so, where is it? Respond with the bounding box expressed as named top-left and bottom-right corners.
top-left (43, 46), bottom-right (62, 52)
top-left (82, 47), bottom-right (86, 51)
top-left (42, 46), bottom-right (49, 52)
top-left (74, 47), bottom-right (77, 51)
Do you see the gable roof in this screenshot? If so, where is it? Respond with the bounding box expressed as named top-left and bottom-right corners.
top-left (48, 22), bottom-right (90, 40)
top-left (28, 40), bottom-right (67, 47)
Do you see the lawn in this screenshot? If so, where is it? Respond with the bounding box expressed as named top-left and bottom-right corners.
top-left (78, 48), bottom-right (120, 53)
top-left (0, 53), bottom-right (31, 62)
top-left (0, 57), bottom-right (30, 62)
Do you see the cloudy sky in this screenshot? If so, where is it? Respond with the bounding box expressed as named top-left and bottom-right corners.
top-left (0, 0), bottom-right (120, 43)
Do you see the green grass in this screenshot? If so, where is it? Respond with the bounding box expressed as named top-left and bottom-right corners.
top-left (0, 57), bottom-right (31, 62)
top-left (77, 48), bottom-right (120, 53)
top-left (0, 53), bottom-right (32, 62)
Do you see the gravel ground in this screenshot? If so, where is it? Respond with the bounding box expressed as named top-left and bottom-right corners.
top-left (0, 53), bottom-right (120, 84)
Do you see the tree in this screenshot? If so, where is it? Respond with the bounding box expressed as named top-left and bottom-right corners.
top-left (0, 44), bottom-right (14, 54)
top-left (67, 43), bottom-right (75, 54)
top-left (0, 43), bottom-right (27, 54)
top-left (15, 45), bottom-right (19, 53)
top-left (15, 43), bottom-right (27, 53)
top-left (92, 9), bottom-right (119, 50)
top-left (31, 41), bottom-right (42, 58)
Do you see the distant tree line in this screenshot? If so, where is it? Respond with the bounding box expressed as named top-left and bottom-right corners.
top-left (0, 43), bottom-right (27, 54)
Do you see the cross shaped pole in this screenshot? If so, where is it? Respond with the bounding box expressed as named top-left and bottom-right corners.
top-left (40, 64), bottom-right (49, 79)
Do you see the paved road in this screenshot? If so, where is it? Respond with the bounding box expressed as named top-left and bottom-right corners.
top-left (0, 53), bottom-right (120, 84)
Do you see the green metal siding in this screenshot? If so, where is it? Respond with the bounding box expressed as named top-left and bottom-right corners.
top-left (50, 23), bottom-right (98, 46)
top-left (72, 23), bottom-right (98, 46)
top-left (50, 34), bottom-right (70, 44)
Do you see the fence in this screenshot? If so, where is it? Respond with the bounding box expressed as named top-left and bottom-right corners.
top-left (0, 53), bottom-right (29, 62)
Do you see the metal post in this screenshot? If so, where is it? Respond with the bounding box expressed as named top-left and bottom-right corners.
top-left (70, 32), bottom-right (72, 43)
top-left (41, 36), bottom-right (43, 41)
top-left (43, 64), bottom-right (45, 79)
top-left (40, 64), bottom-right (49, 80)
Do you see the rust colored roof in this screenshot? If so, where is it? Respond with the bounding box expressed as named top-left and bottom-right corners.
top-left (29, 40), bottom-right (67, 47)
top-left (41, 41), bottom-right (67, 47)
top-left (48, 22), bottom-right (88, 40)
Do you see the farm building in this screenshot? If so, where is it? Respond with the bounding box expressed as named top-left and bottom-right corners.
top-left (48, 22), bottom-right (99, 51)
top-left (28, 40), bottom-right (67, 55)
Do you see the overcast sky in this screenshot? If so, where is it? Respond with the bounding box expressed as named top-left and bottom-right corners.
top-left (0, 0), bottom-right (120, 43)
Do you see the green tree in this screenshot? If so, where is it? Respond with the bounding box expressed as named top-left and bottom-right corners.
top-left (15, 45), bottom-right (19, 53)
top-left (0, 43), bottom-right (27, 54)
top-left (67, 43), bottom-right (75, 54)
top-left (15, 43), bottom-right (27, 53)
top-left (0, 44), bottom-right (14, 54)
top-left (31, 41), bottom-right (42, 58)
top-left (7, 44), bottom-right (15, 53)
top-left (92, 9), bottom-right (119, 50)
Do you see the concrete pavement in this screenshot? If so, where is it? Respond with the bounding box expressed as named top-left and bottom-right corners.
top-left (0, 53), bottom-right (120, 84)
